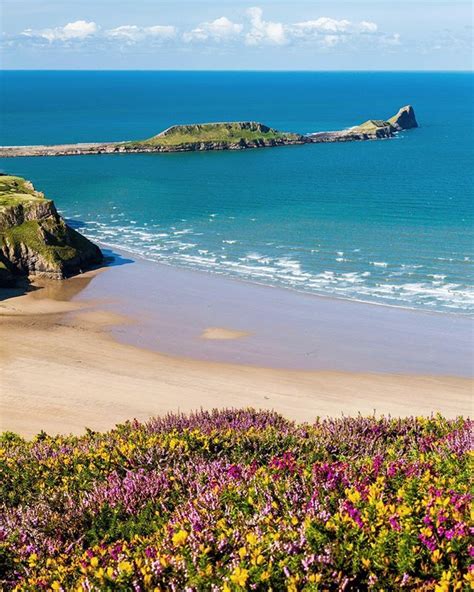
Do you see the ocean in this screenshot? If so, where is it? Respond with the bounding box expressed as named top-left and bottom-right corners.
top-left (1, 71), bottom-right (473, 314)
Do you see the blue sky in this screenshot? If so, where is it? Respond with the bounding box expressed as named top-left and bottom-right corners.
top-left (1, 1), bottom-right (472, 70)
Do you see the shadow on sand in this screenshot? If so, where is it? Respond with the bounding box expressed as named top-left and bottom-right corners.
top-left (0, 278), bottom-right (40, 302)
top-left (0, 247), bottom-right (134, 302)
top-left (101, 248), bottom-right (134, 268)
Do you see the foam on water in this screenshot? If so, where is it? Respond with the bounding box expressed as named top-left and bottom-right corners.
top-left (80, 218), bottom-right (474, 314)
top-left (2, 71), bottom-right (472, 315)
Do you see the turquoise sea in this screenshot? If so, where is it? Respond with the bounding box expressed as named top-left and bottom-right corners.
top-left (1, 71), bottom-right (473, 314)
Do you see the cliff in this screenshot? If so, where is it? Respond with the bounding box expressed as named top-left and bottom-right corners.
top-left (0, 175), bottom-right (102, 287)
top-left (129, 121), bottom-right (304, 150)
top-left (0, 106), bottom-right (418, 157)
top-left (307, 105), bottom-right (418, 143)
top-left (388, 105), bottom-right (418, 130)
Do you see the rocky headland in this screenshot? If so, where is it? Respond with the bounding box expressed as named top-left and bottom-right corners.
top-left (0, 175), bottom-right (102, 287)
top-left (0, 106), bottom-right (418, 158)
top-left (307, 105), bottom-right (418, 142)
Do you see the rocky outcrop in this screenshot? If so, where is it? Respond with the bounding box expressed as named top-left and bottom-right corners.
top-left (0, 175), bottom-right (102, 286)
top-left (388, 105), bottom-right (418, 130)
top-left (0, 106), bottom-right (418, 158)
top-left (307, 105), bottom-right (418, 143)
top-left (0, 138), bottom-right (306, 157)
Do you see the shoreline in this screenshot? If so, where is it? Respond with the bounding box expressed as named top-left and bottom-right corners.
top-left (95, 240), bottom-right (473, 321)
top-left (0, 105), bottom-right (417, 158)
top-left (67, 248), bottom-right (474, 376)
top-left (1, 253), bottom-right (472, 437)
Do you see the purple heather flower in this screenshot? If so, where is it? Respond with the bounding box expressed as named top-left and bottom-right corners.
top-left (227, 465), bottom-right (243, 479)
top-left (389, 515), bottom-right (401, 531)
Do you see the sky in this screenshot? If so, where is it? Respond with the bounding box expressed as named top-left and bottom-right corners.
top-left (1, 0), bottom-right (472, 70)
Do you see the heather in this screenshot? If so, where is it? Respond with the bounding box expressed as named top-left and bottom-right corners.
top-left (0, 411), bottom-right (472, 591)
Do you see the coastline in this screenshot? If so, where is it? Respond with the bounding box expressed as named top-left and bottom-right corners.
top-left (1, 252), bottom-right (472, 438)
top-left (69, 247), bottom-right (473, 376)
top-left (0, 105), bottom-right (415, 158)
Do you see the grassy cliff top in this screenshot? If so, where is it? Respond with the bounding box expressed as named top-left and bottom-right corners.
top-left (349, 119), bottom-right (395, 135)
top-left (0, 174), bottom-right (102, 276)
top-left (129, 121), bottom-right (300, 147)
top-left (0, 175), bottom-right (47, 209)
top-left (353, 106), bottom-right (418, 134)
top-left (355, 119), bottom-right (390, 131)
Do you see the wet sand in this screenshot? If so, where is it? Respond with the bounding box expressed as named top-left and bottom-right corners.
top-left (69, 250), bottom-right (473, 376)
top-left (1, 254), bottom-right (472, 438)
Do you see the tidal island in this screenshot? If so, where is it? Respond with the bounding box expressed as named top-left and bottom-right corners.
top-left (0, 175), bottom-right (102, 287)
top-left (0, 105), bottom-right (418, 158)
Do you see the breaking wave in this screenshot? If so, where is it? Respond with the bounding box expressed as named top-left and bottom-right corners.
top-left (80, 219), bottom-right (474, 315)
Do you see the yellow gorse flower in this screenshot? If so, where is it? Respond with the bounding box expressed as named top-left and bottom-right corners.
top-left (346, 489), bottom-right (361, 503)
top-left (238, 546), bottom-right (247, 559)
top-left (230, 567), bottom-right (249, 587)
top-left (118, 561), bottom-right (133, 575)
top-left (172, 529), bottom-right (188, 546)
top-left (245, 533), bottom-right (258, 546)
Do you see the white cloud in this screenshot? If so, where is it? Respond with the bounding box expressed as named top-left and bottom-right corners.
top-left (183, 17), bottom-right (243, 42)
top-left (293, 18), bottom-right (352, 34)
top-left (242, 9), bottom-right (379, 48)
top-left (15, 9), bottom-right (390, 53)
top-left (359, 21), bottom-right (378, 34)
top-left (287, 16), bottom-right (379, 48)
top-left (245, 7), bottom-right (287, 46)
top-left (291, 17), bottom-right (378, 38)
top-left (22, 20), bottom-right (99, 42)
top-left (106, 25), bottom-right (176, 42)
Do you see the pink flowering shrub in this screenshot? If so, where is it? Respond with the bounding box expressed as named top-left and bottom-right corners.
top-left (0, 410), bottom-right (472, 590)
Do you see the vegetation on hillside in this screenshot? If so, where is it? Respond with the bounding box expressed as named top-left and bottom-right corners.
top-left (0, 175), bottom-right (47, 209)
top-left (1, 410), bottom-right (471, 591)
top-left (0, 175), bottom-right (102, 281)
top-left (353, 120), bottom-right (391, 133)
top-left (127, 122), bottom-right (301, 147)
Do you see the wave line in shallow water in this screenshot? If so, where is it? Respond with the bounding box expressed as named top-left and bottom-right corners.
top-left (82, 221), bottom-right (474, 315)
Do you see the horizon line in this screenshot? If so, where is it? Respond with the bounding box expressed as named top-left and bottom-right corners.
top-left (1, 68), bottom-right (473, 73)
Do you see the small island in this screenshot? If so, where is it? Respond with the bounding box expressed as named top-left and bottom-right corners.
top-left (0, 175), bottom-right (102, 287)
top-left (0, 105), bottom-right (418, 158)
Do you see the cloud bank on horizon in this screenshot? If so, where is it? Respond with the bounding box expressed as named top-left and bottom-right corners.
top-left (15, 9), bottom-right (396, 49)
top-left (1, 2), bottom-right (471, 70)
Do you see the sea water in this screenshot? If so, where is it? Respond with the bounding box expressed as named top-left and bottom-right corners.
top-left (1, 71), bottom-right (473, 314)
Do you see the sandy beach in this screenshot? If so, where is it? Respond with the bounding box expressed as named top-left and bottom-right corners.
top-left (1, 254), bottom-right (472, 438)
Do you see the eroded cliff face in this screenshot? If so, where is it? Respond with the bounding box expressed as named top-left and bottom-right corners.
top-left (0, 175), bottom-right (103, 286)
top-left (307, 105), bottom-right (418, 143)
top-left (388, 105), bottom-right (418, 130)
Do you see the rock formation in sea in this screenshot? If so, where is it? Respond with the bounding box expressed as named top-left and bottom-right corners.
top-left (307, 105), bottom-right (419, 143)
top-left (0, 106), bottom-right (418, 158)
top-left (388, 105), bottom-right (418, 130)
top-left (0, 175), bottom-right (102, 287)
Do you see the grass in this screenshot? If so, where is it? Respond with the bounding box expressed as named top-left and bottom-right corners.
top-left (354, 119), bottom-right (391, 132)
top-left (126, 122), bottom-right (301, 147)
top-left (0, 175), bottom-right (73, 268)
top-left (0, 175), bottom-right (101, 273)
top-left (0, 175), bottom-right (47, 209)
top-left (1, 219), bottom-right (77, 267)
